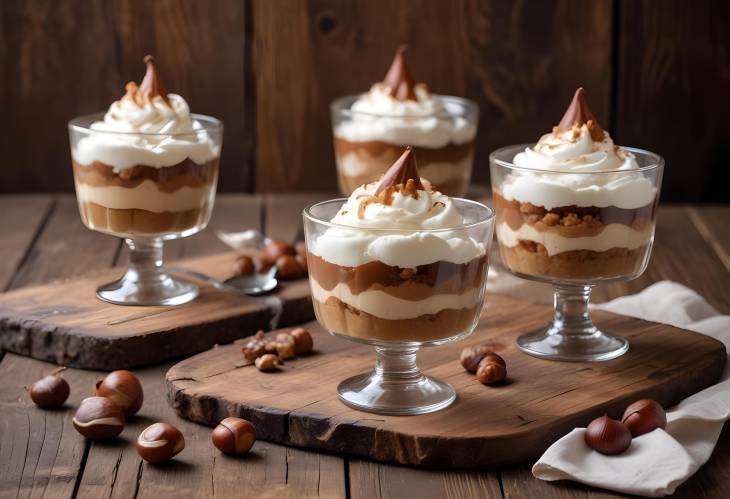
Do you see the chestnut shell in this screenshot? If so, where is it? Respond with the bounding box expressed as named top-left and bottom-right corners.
top-left (584, 415), bottom-right (632, 455)
top-left (621, 399), bottom-right (667, 437)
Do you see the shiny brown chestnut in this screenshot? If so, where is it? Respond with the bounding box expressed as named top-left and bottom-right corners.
top-left (95, 370), bottom-right (144, 417)
top-left (232, 255), bottom-right (255, 275)
top-left (621, 399), bottom-right (667, 437)
top-left (460, 345), bottom-right (501, 373)
top-left (289, 328), bottom-right (314, 355)
top-left (211, 417), bottom-right (256, 455)
top-left (584, 414), bottom-right (632, 455)
top-left (73, 396), bottom-right (125, 440)
top-left (264, 240), bottom-right (296, 262)
top-left (476, 354), bottom-right (507, 385)
top-left (275, 254), bottom-right (302, 280)
top-left (136, 422), bottom-right (185, 464)
top-left (29, 372), bottom-right (70, 408)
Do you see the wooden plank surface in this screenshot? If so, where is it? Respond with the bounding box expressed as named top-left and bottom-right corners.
top-left (166, 297), bottom-right (725, 467)
top-left (0, 196), bottom-right (729, 499)
top-left (252, 0), bottom-right (613, 192)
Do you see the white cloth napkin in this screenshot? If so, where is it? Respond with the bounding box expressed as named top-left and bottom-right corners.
top-left (532, 281), bottom-right (730, 497)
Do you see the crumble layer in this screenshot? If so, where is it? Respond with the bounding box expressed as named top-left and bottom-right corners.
top-left (72, 158), bottom-right (219, 193)
top-left (500, 243), bottom-right (650, 280)
top-left (313, 296), bottom-right (481, 342)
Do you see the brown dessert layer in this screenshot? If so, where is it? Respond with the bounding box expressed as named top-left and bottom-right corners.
top-left (307, 253), bottom-right (488, 301)
top-left (334, 138), bottom-right (474, 163)
top-left (313, 296), bottom-right (481, 343)
top-left (334, 138), bottom-right (474, 196)
top-left (78, 201), bottom-right (211, 236)
top-left (493, 191), bottom-right (656, 232)
top-left (500, 243), bottom-right (650, 280)
top-left (73, 158), bottom-right (219, 193)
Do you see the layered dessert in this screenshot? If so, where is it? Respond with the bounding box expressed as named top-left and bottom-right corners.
top-left (307, 147), bottom-right (488, 343)
top-left (332, 46), bottom-right (477, 197)
top-left (493, 88), bottom-right (659, 281)
top-left (71, 56), bottom-right (220, 237)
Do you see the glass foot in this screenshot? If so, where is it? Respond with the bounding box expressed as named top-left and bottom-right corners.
top-left (517, 284), bottom-right (629, 362)
top-left (336, 346), bottom-right (456, 415)
top-left (97, 237), bottom-right (199, 306)
top-left (517, 327), bottom-right (629, 362)
top-left (97, 273), bottom-right (198, 306)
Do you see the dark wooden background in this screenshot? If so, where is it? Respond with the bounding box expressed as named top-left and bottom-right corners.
top-left (0, 0), bottom-right (728, 202)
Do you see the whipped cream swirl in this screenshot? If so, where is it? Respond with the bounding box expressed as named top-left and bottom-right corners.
top-left (502, 125), bottom-right (656, 210)
top-left (309, 180), bottom-right (485, 268)
top-left (73, 85), bottom-right (218, 171)
top-left (334, 83), bottom-right (476, 148)
top-left (514, 125), bottom-right (637, 172)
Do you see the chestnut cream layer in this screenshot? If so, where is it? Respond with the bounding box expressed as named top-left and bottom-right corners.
top-left (494, 192), bottom-right (656, 256)
top-left (308, 254), bottom-right (488, 320)
top-left (73, 159), bottom-right (218, 213)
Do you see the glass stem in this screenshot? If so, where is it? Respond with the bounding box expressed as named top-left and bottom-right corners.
top-left (373, 346), bottom-right (424, 385)
top-left (125, 238), bottom-right (167, 287)
top-left (550, 284), bottom-right (597, 337)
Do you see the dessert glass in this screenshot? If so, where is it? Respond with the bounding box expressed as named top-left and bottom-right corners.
top-left (331, 94), bottom-right (478, 197)
top-left (303, 198), bottom-right (495, 415)
top-left (490, 144), bottom-right (664, 361)
top-left (69, 113), bottom-right (222, 306)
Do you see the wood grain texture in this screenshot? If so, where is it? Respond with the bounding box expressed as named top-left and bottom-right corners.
top-left (349, 460), bottom-right (502, 499)
top-left (0, 252), bottom-right (311, 369)
top-left (252, 0), bottom-right (613, 192)
top-left (166, 294), bottom-right (726, 468)
top-left (0, 196), bottom-right (53, 291)
top-left (0, 0), bottom-right (251, 193)
top-left (614, 0), bottom-right (730, 202)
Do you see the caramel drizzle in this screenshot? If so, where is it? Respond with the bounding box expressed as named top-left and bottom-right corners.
top-left (357, 180), bottom-right (422, 219)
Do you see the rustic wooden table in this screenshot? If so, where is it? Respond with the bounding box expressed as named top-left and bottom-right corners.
top-left (1, 194), bottom-right (728, 499)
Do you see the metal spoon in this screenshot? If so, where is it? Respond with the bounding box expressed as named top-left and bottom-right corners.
top-left (169, 266), bottom-right (278, 296)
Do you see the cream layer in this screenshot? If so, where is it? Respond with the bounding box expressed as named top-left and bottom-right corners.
top-left (74, 179), bottom-right (214, 213)
top-left (496, 221), bottom-right (654, 256)
top-left (309, 277), bottom-right (484, 320)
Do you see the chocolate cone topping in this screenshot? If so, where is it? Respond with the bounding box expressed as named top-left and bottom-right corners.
top-left (557, 87), bottom-right (604, 141)
top-left (382, 45), bottom-right (417, 101)
top-left (137, 55), bottom-right (170, 106)
top-left (374, 147), bottom-right (424, 195)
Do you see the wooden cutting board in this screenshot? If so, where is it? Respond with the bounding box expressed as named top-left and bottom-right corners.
top-left (0, 252), bottom-right (313, 370)
top-left (166, 294), bottom-right (726, 468)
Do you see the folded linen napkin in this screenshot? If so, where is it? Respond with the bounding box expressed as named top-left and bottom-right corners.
top-left (532, 281), bottom-right (730, 497)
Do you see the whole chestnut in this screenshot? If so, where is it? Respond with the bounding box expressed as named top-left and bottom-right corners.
top-left (263, 240), bottom-right (296, 262)
top-left (584, 414), bottom-right (632, 455)
top-left (621, 399), bottom-right (667, 437)
top-left (95, 370), bottom-right (144, 417)
top-left (73, 396), bottom-right (125, 440)
top-left (232, 255), bottom-right (255, 275)
top-left (289, 328), bottom-right (314, 355)
top-left (275, 341), bottom-right (297, 360)
top-left (460, 345), bottom-right (500, 373)
top-left (136, 422), bottom-right (185, 464)
top-left (211, 417), bottom-right (256, 455)
top-left (276, 254), bottom-right (302, 280)
top-left (29, 373), bottom-right (70, 408)
top-left (295, 253), bottom-right (308, 272)
top-left (476, 354), bottom-right (507, 385)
